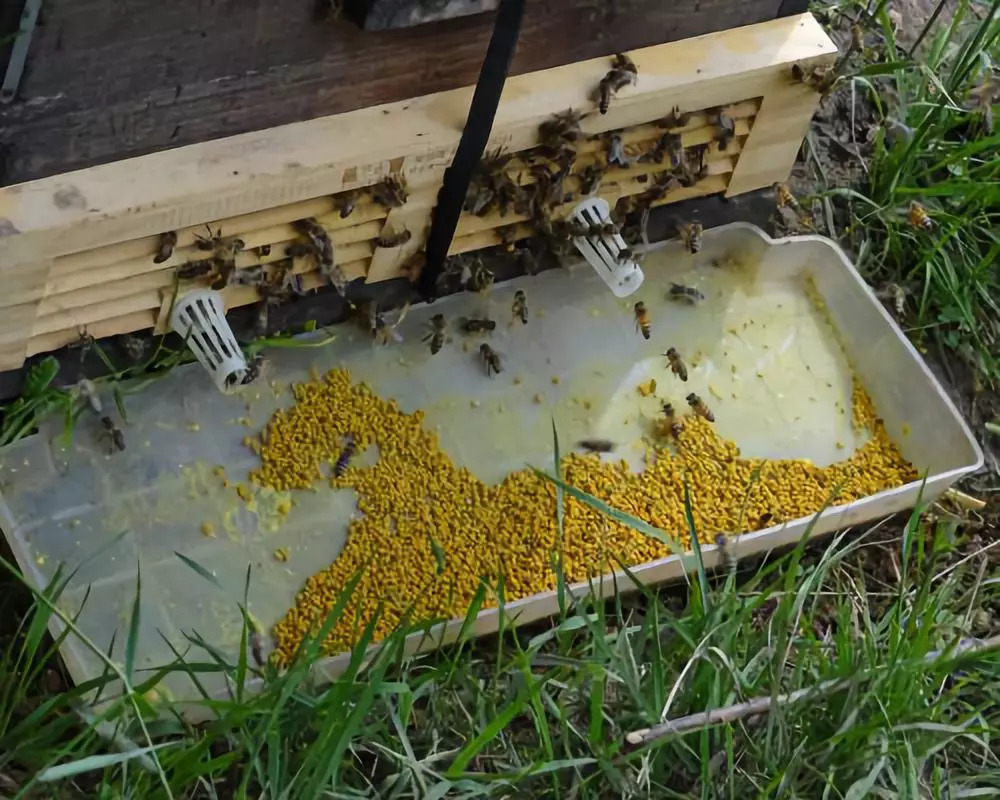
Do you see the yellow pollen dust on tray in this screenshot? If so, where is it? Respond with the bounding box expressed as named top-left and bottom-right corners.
top-left (250, 368), bottom-right (916, 664)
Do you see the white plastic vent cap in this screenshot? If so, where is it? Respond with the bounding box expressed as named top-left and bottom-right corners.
top-left (569, 197), bottom-right (644, 298)
top-left (169, 289), bottom-right (248, 393)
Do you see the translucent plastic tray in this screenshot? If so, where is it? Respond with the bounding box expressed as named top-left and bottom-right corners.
top-left (0, 224), bottom-right (981, 700)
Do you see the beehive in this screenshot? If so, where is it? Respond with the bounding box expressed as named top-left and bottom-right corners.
top-left (0, 13), bottom-right (837, 373)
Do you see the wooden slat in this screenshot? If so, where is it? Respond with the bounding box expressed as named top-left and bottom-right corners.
top-left (0, 15), bottom-right (836, 370)
top-left (26, 311), bottom-right (159, 359)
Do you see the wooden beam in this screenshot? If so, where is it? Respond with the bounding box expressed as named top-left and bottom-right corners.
top-left (0, 14), bottom-right (836, 371)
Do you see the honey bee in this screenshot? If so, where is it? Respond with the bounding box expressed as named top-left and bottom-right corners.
top-left (517, 245), bottom-right (540, 276)
top-left (661, 402), bottom-right (683, 439)
top-left (908, 200), bottom-right (933, 230)
top-left (337, 189), bottom-right (359, 219)
top-left (668, 283), bottom-right (704, 305)
top-left (101, 416), bottom-right (126, 453)
top-left (294, 218), bottom-right (335, 269)
top-left (577, 162), bottom-right (606, 195)
top-left (480, 343), bottom-right (502, 376)
top-left (715, 533), bottom-right (738, 573)
top-left (177, 259), bottom-right (214, 280)
top-left (231, 265), bottom-right (265, 286)
top-left (511, 289), bottom-right (528, 324)
top-left (250, 629), bottom-right (271, 669)
top-left (665, 347), bottom-right (688, 381)
top-left (372, 302), bottom-right (410, 347)
top-left (241, 353), bottom-right (264, 386)
top-left (459, 317), bottom-right (496, 334)
top-left (715, 111), bottom-right (735, 151)
top-left (679, 221), bottom-right (703, 254)
top-left (644, 171), bottom-right (682, 203)
top-left (153, 231), bottom-right (177, 264)
top-left (258, 244), bottom-right (271, 257)
top-left (968, 73), bottom-right (999, 135)
top-left (597, 52), bottom-right (638, 114)
top-left (334, 434), bottom-right (357, 477)
top-left (538, 108), bottom-right (587, 149)
top-left (686, 392), bottom-right (715, 422)
top-left (877, 282), bottom-right (908, 316)
top-left (618, 247), bottom-right (635, 264)
top-left (657, 105), bottom-right (690, 129)
top-left (78, 379), bottom-right (103, 415)
top-left (372, 174), bottom-right (408, 209)
top-left (285, 242), bottom-right (314, 258)
top-left (670, 420), bottom-right (684, 439)
top-left (773, 182), bottom-right (801, 211)
top-left (497, 225), bottom-right (521, 253)
top-left (849, 21), bottom-right (864, 54)
top-left (195, 225), bottom-right (245, 288)
top-left (639, 131), bottom-right (682, 166)
top-left (423, 313), bottom-right (447, 355)
top-left (791, 62), bottom-right (838, 94)
top-left (633, 301), bottom-right (651, 340)
top-left (375, 228), bottom-right (412, 248)
top-left (577, 439), bottom-right (615, 453)
top-left (466, 259), bottom-right (494, 294)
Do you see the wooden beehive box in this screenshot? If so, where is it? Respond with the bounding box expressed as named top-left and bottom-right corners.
top-left (0, 13), bottom-right (836, 374)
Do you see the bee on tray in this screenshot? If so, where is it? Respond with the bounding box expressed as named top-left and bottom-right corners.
top-left (665, 347), bottom-right (688, 381)
top-left (424, 313), bottom-right (447, 355)
top-left (101, 416), bottom-right (126, 454)
top-left (372, 302), bottom-right (410, 347)
top-left (153, 231), bottom-right (177, 264)
top-left (375, 228), bottom-right (412, 248)
top-left (578, 439), bottom-right (615, 454)
top-left (334, 434), bottom-right (357, 477)
top-left (511, 289), bottom-right (528, 325)
top-left (460, 317), bottom-right (496, 334)
top-left (479, 343), bottom-right (502, 377)
top-left (679, 221), bottom-right (703, 254)
top-left (466, 259), bottom-right (494, 295)
top-left (686, 392), bottom-right (715, 422)
top-left (633, 301), bottom-right (651, 340)
top-left (597, 52), bottom-right (638, 114)
top-left (908, 200), bottom-right (934, 230)
top-left (662, 401), bottom-right (683, 439)
top-left (668, 283), bottom-right (704, 305)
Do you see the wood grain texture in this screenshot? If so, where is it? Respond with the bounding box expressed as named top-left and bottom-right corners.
top-left (0, 14), bottom-right (837, 371)
top-left (0, 0), bottom-right (784, 186)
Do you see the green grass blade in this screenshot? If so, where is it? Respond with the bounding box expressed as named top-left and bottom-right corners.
top-left (124, 563), bottom-right (142, 685)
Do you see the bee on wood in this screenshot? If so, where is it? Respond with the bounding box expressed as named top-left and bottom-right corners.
top-left (101, 416), bottom-right (126, 453)
top-left (597, 52), bottom-right (638, 114)
top-left (375, 228), bottom-right (412, 248)
top-left (69, 327), bottom-right (96, 364)
top-left (285, 242), bottom-right (315, 259)
top-left (577, 439), bottom-right (615, 454)
top-left (606, 131), bottom-right (630, 168)
top-left (633, 301), bottom-right (651, 340)
top-left (423, 313), bottom-right (447, 355)
top-left (644, 171), bottom-right (682, 204)
top-left (715, 533), bottom-right (738, 573)
top-left (577, 162), bottom-right (606, 196)
top-left (677, 145), bottom-right (708, 187)
top-left (153, 231), bottom-right (177, 264)
top-left (479, 343), bottom-right (502, 376)
top-left (497, 224), bottom-right (521, 253)
top-left (176, 259), bottom-right (214, 281)
top-left (639, 131), bottom-right (682, 166)
top-left (538, 108), bottom-right (587, 149)
top-left (231, 265), bottom-right (265, 286)
top-left (657, 105), bottom-right (690, 129)
top-left (372, 174), bottom-right (408, 209)
top-left (334, 434), bottom-right (357, 477)
top-left (337, 189), bottom-right (359, 219)
top-left (686, 392), bottom-right (715, 422)
top-left (465, 259), bottom-right (494, 294)
top-left (511, 289), bottom-right (528, 325)
top-left (665, 347), bottom-right (688, 381)
top-left (194, 225), bottom-right (245, 289)
top-left (258, 244), bottom-right (271, 257)
top-left (668, 283), bottom-right (704, 305)
top-left (715, 111), bottom-right (735, 151)
top-left (791, 62), bottom-right (838, 94)
top-left (679, 221), bottom-right (703, 254)
top-left (459, 317), bottom-right (496, 334)
top-left (908, 200), bottom-right (933, 230)
top-left (773, 182), bottom-right (802, 212)
top-left (294, 218), bottom-right (334, 269)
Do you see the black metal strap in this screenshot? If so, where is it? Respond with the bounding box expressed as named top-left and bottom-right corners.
top-left (418, 0), bottom-right (526, 301)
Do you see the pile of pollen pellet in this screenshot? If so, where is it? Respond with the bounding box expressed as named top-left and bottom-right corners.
top-left (251, 368), bottom-right (916, 663)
